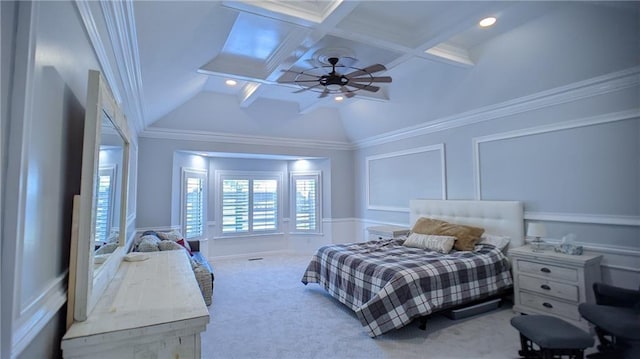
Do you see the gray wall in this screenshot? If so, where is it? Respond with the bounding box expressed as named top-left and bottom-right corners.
top-left (1, 1), bottom-right (139, 358)
top-left (136, 137), bottom-right (354, 229)
top-left (355, 84), bottom-right (639, 287)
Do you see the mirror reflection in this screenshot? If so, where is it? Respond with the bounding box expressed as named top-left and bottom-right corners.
top-left (93, 111), bottom-right (124, 262)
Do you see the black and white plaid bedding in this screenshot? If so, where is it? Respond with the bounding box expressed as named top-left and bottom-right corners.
top-left (301, 238), bottom-right (513, 337)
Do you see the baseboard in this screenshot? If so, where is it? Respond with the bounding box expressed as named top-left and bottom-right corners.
top-left (209, 250), bottom-right (293, 262)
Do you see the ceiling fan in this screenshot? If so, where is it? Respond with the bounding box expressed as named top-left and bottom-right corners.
top-left (278, 57), bottom-right (392, 99)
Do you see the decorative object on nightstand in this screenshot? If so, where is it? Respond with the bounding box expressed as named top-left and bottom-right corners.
top-left (526, 222), bottom-right (547, 252)
top-left (366, 225), bottom-right (410, 241)
top-left (555, 233), bottom-right (584, 255)
top-left (509, 245), bottom-right (602, 331)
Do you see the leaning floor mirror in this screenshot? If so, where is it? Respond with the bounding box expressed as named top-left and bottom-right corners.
top-left (69, 70), bottom-right (130, 323)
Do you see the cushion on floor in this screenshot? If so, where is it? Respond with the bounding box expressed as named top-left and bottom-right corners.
top-left (510, 315), bottom-right (593, 349)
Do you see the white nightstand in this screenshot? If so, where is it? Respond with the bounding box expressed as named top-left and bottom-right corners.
top-left (366, 225), bottom-right (410, 241)
top-left (509, 245), bottom-right (602, 330)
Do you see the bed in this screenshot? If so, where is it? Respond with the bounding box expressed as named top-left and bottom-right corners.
top-left (301, 199), bottom-right (524, 337)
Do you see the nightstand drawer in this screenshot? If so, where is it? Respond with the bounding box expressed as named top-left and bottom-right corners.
top-left (520, 291), bottom-right (580, 321)
top-left (517, 260), bottom-right (578, 282)
top-left (518, 274), bottom-right (579, 302)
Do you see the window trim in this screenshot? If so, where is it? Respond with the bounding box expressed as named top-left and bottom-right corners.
top-left (290, 171), bottom-right (322, 234)
top-left (180, 167), bottom-right (207, 240)
top-left (215, 170), bottom-right (283, 238)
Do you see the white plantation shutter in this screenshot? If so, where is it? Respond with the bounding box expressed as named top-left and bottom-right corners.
top-left (291, 172), bottom-right (321, 233)
top-left (182, 168), bottom-right (207, 239)
top-left (252, 180), bottom-right (278, 231)
top-left (95, 169), bottom-right (115, 243)
top-left (222, 179), bottom-right (249, 233)
top-left (217, 171), bottom-right (282, 236)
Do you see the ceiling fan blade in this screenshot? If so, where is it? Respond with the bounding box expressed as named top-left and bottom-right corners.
top-left (345, 64), bottom-right (387, 78)
top-left (318, 87), bottom-right (330, 98)
top-left (349, 76), bottom-right (392, 83)
top-left (340, 86), bottom-right (356, 98)
top-left (347, 82), bottom-right (380, 92)
top-left (278, 79), bottom-right (320, 84)
top-left (293, 84), bottom-right (321, 93)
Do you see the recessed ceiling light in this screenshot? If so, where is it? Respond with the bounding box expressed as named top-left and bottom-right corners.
top-left (225, 79), bottom-right (237, 86)
top-left (334, 96), bottom-right (344, 102)
top-left (479, 17), bottom-right (497, 28)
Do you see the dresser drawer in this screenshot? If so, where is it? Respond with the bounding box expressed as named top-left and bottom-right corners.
top-left (517, 260), bottom-right (578, 282)
top-left (519, 291), bottom-right (580, 321)
top-left (518, 274), bottom-right (579, 302)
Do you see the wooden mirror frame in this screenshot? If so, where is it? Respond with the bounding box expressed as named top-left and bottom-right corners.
top-left (72, 70), bottom-right (130, 321)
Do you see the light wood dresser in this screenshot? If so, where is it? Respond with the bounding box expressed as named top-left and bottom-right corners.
top-left (510, 245), bottom-right (602, 330)
top-left (62, 250), bottom-right (210, 358)
top-left (367, 225), bottom-right (410, 241)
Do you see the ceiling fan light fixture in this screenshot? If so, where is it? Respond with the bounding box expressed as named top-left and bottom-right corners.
top-left (479, 17), bottom-right (497, 28)
top-left (334, 96), bottom-right (344, 102)
top-left (278, 55), bottom-right (391, 99)
top-left (225, 79), bottom-right (237, 86)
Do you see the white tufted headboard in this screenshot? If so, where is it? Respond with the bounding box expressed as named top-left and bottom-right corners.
top-left (409, 200), bottom-right (525, 249)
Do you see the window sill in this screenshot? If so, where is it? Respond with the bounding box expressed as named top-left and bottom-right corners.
top-left (289, 232), bottom-right (324, 236)
top-left (213, 232), bottom-right (285, 240)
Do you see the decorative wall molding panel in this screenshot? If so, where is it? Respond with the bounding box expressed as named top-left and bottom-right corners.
top-left (366, 145), bottom-right (446, 212)
top-left (473, 109), bottom-right (640, 224)
top-left (525, 211), bottom-right (640, 227)
top-left (12, 273), bottom-right (67, 357)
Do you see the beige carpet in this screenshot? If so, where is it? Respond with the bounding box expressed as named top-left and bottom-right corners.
top-left (200, 254), bottom-right (528, 359)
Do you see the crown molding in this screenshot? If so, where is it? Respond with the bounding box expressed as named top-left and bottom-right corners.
top-left (139, 127), bottom-right (353, 151)
top-left (354, 66), bottom-right (640, 149)
top-left (100, 0), bottom-right (145, 134)
top-left (75, 0), bottom-right (145, 134)
top-left (75, 1), bottom-right (123, 105)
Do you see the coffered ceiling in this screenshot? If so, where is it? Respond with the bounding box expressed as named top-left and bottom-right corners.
top-left (127, 1), bottom-right (639, 143)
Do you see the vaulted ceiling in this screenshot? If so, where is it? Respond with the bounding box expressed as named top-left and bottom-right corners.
top-left (128, 1), bottom-right (639, 144)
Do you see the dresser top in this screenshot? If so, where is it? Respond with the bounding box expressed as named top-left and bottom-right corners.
top-left (63, 250), bottom-right (210, 340)
top-left (509, 245), bottom-right (602, 265)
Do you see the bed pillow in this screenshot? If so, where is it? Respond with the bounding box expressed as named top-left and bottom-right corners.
top-left (479, 234), bottom-right (511, 251)
top-left (411, 217), bottom-right (484, 251)
top-left (403, 233), bottom-right (456, 254)
top-left (158, 240), bottom-right (184, 252)
top-left (411, 217), bottom-right (449, 235)
top-left (136, 235), bottom-right (160, 252)
top-left (157, 230), bottom-right (192, 252)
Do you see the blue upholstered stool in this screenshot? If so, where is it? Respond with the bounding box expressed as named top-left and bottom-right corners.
top-left (510, 315), bottom-right (594, 359)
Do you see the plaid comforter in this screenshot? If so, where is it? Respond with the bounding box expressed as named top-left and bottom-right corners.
top-left (301, 238), bottom-right (513, 337)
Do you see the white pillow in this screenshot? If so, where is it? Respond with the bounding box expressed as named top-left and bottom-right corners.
top-left (403, 233), bottom-right (456, 253)
top-left (479, 234), bottom-right (511, 251)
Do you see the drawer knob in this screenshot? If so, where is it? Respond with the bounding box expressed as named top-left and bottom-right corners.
top-left (542, 302), bottom-right (553, 309)
top-left (540, 267), bottom-right (551, 273)
top-left (540, 284), bottom-right (551, 290)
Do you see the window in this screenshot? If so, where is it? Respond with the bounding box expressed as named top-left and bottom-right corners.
top-left (291, 171), bottom-right (321, 233)
top-left (95, 166), bottom-right (117, 244)
top-left (181, 168), bottom-right (207, 239)
top-left (217, 171), bottom-right (282, 236)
